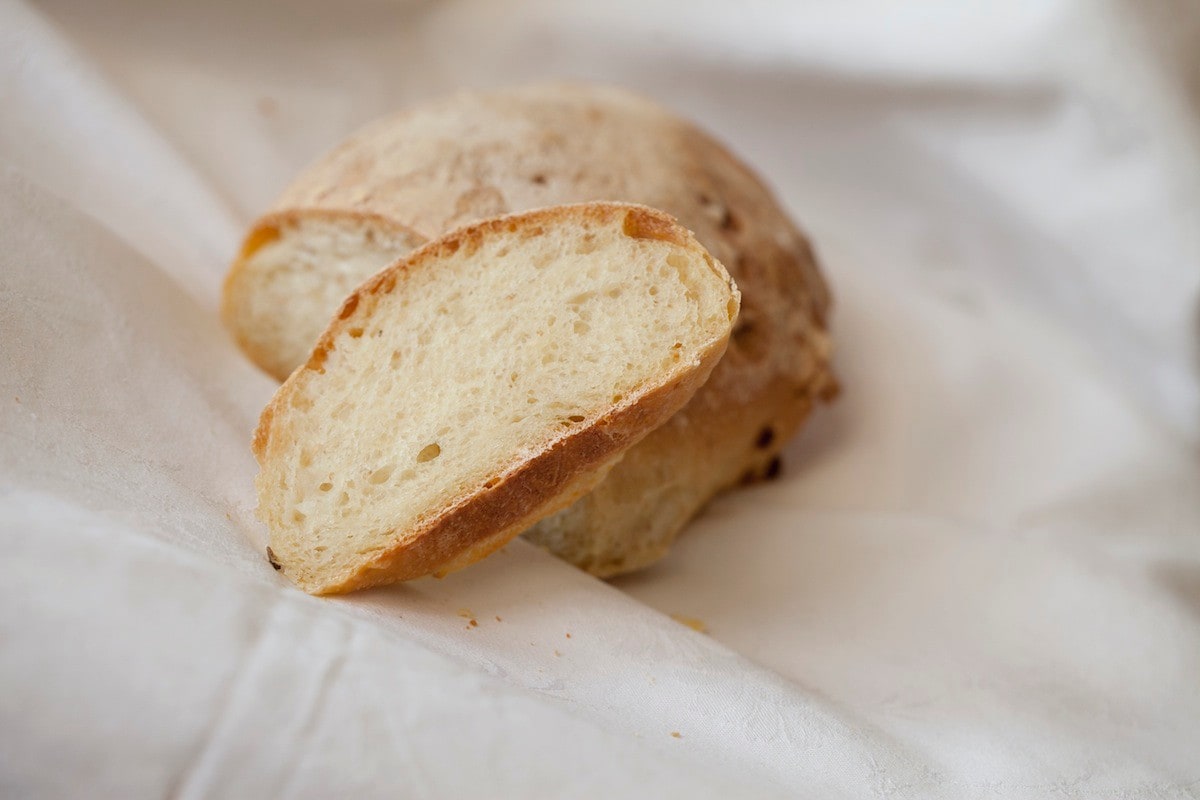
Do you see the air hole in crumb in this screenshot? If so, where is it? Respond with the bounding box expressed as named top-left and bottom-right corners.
top-left (568, 415), bottom-right (585, 422)
top-left (307, 345), bottom-right (329, 373)
top-left (292, 511), bottom-right (305, 522)
top-left (672, 342), bottom-right (682, 349)
top-left (417, 443), bottom-right (441, 463)
top-left (573, 321), bottom-right (589, 335)
top-left (339, 491), bottom-right (350, 506)
top-left (531, 173), bottom-right (547, 185)
top-left (299, 450), bottom-right (313, 467)
top-left (666, 253), bottom-right (688, 270)
top-left (612, 394), bottom-right (624, 403)
top-left (649, 286), bottom-right (658, 296)
top-left (390, 350), bottom-right (402, 367)
top-left (318, 482), bottom-right (333, 492)
top-left (348, 327), bottom-right (363, 338)
top-left (338, 294), bottom-right (359, 319)
top-left (606, 287), bottom-right (621, 299)
top-left (369, 465), bottom-right (395, 484)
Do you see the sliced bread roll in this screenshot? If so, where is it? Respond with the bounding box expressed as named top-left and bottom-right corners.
top-left (254, 203), bottom-right (738, 594)
top-left (227, 84), bottom-right (836, 578)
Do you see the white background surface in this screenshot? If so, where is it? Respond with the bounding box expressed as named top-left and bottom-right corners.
top-left (2, 1), bottom-right (1199, 797)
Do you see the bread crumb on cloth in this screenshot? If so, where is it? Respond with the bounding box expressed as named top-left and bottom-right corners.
top-left (670, 613), bottom-right (708, 634)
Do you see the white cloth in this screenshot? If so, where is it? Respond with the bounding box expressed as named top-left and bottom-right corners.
top-left (2, 1), bottom-right (1198, 796)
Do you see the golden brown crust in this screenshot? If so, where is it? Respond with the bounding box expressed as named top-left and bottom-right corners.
top-left (621, 206), bottom-right (689, 246)
top-left (254, 202), bottom-right (736, 594)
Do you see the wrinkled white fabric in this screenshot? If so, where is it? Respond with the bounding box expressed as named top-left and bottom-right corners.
top-left (2, 1), bottom-right (1198, 797)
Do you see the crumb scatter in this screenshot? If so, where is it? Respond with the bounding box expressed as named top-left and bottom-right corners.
top-left (670, 613), bottom-right (708, 634)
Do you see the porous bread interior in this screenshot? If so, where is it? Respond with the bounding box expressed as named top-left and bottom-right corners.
top-left (259, 212), bottom-right (735, 586)
top-left (231, 217), bottom-right (417, 380)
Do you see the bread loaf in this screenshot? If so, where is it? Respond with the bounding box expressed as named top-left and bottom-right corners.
top-left (226, 84), bottom-right (835, 577)
top-left (254, 203), bottom-right (738, 593)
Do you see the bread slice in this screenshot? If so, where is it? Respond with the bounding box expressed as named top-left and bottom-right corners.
top-left (254, 203), bottom-right (739, 594)
top-left (223, 211), bottom-right (425, 381)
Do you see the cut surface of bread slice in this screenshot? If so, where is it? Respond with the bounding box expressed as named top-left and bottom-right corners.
top-left (254, 203), bottom-right (738, 594)
top-left (223, 211), bottom-right (425, 381)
